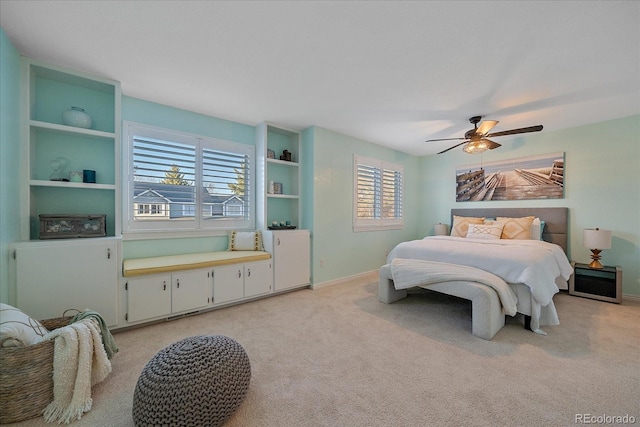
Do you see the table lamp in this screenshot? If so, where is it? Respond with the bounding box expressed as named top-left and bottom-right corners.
top-left (434, 223), bottom-right (449, 236)
top-left (583, 228), bottom-right (611, 269)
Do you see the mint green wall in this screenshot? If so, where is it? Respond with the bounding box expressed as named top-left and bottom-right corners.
top-left (419, 115), bottom-right (640, 297)
top-left (308, 127), bottom-right (421, 286)
top-left (0, 28), bottom-right (21, 303)
top-left (121, 96), bottom-right (256, 259)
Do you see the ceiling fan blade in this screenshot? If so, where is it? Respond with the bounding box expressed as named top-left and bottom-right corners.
top-left (437, 140), bottom-right (469, 154)
top-left (483, 139), bottom-right (501, 150)
top-left (476, 120), bottom-right (499, 136)
top-left (425, 137), bottom-right (466, 143)
top-left (487, 125), bottom-right (543, 138)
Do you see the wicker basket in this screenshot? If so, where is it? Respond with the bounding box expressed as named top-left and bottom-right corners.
top-left (0, 316), bottom-right (72, 424)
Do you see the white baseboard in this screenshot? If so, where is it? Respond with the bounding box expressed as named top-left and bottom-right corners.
top-left (623, 293), bottom-right (640, 303)
top-left (311, 270), bottom-right (378, 290)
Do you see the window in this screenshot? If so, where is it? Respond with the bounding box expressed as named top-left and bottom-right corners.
top-left (123, 122), bottom-right (254, 235)
top-left (353, 154), bottom-right (403, 232)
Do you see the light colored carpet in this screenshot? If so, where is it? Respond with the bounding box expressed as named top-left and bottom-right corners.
top-left (7, 275), bottom-right (640, 426)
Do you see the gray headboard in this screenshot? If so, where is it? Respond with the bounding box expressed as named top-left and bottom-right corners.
top-left (450, 207), bottom-right (569, 254)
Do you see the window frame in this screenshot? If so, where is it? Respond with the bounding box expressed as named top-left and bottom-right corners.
top-left (122, 121), bottom-right (255, 238)
top-left (353, 154), bottom-right (404, 232)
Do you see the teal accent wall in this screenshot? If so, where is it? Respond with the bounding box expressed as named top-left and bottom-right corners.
top-left (120, 96), bottom-right (256, 259)
top-left (307, 127), bottom-right (421, 286)
top-left (0, 28), bottom-right (21, 303)
top-left (419, 115), bottom-right (640, 297)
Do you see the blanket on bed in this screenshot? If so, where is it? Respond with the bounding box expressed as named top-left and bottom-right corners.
top-left (42, 319), bottom-right (112, 424)
top-left (390, 258), bottom-right (518, 316)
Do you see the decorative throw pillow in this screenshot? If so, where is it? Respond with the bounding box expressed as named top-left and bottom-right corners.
top-left (0, 303), bottom-right (49, 347)
top-left (466, 223), bottom-right (504, 240)
top-left (228, 231), bottom-right (263, 251)
top-left (450, 215), bottom-right (485, 237)
top-left (497, 216), bottom-right (536, 240)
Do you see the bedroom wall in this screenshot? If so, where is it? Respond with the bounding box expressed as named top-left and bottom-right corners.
top-left (306, 127), bottom-right (421, 286)
top-left (0, 28), bottom-right (21, 303)
top-left (419, 115), bottom-right (640, 298)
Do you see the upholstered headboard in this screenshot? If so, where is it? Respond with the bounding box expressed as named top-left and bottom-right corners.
top-left (450, 207), bottom-right (569, 254)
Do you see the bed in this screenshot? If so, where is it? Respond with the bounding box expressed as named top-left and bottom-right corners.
top-left (379, 207), bottom-right (573, 339)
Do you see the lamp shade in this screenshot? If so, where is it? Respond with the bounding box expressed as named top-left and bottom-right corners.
top-left (583, 228), bottom-right (612, 250)
top-left (434, 223), bottom-right (449, 236)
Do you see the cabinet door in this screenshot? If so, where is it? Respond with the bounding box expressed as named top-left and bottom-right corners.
top-left (213, 265), bottom-right (244, 304)
top-left (273, 230), bottom-right (310, 291)
top-left (244, 260), bottom-right (273, 298)
top-left (14, 239), bottom-right (119, 326)
top-left (127, 274), bottom-right (172, 323)
top-left (172, 269), bottom-right (211, 313)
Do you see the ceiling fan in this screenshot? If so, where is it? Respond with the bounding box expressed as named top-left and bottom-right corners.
top-left (427, 116), bottom-right (543, 154)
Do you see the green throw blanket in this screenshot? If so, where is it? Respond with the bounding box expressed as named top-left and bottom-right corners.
top-left (71, 310), bottom-right (119, 359)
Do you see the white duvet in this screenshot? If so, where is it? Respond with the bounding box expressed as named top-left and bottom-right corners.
top-left (387, 236), bottom-right (574, 330)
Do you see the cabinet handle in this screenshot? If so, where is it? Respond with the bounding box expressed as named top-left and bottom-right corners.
top-left (277, 238), bottom-right (281, 246)
top-left (247, 268), bottom-right (251, 277)
top-left (163, 281), bottom-right (167, 291)
top-left (238, 270), bottom-right (241, 278)
top-left (107, 248), bottom-right (111, 259)
top-left (176, 279), bottom-right (180, 288)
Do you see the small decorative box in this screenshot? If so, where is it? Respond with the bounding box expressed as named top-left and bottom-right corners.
top-left (39, 214), bottom-right (106, 239)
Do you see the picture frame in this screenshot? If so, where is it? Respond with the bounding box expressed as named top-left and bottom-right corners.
top-left (273, 182), bottom-right (283, 194)
top-left (267, 149), bottom-right (276, 159)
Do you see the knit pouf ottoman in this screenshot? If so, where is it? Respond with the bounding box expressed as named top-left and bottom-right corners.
top-left (132, 335), bottom-right (251, 427)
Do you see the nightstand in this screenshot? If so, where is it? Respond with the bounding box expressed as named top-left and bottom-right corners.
top-left (569, 262), bottom-right (622, 303)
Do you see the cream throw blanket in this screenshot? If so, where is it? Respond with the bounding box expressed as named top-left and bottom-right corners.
top-left (42, 319), bottom-right (112, 424)
top-left (390, 258), bottom-right (518, 316)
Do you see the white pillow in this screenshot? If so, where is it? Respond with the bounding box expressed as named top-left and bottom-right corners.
top-left (0, 303), bottom-right (49, 347)
top-left (530, 218), bottom-right (541, 240)
top-left (466, 223), bottom-right (504, 240)
top-left (228, 230), bottom-right (264, 251)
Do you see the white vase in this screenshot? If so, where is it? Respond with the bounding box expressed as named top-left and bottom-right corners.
top-left (62, 107), bottom-right (92, 129)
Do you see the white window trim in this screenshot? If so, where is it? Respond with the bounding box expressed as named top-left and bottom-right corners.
top-left (122, 121), bottom-right (254, 238)
top-left (353, 154), bottom-right (404, 232)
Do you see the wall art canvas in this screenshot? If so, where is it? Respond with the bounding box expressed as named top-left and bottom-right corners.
top-left (456, 152), bottom-right (564, 202)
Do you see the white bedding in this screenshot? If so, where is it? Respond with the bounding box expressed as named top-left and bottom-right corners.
top-left (386, 236), bottom-right (574, 331)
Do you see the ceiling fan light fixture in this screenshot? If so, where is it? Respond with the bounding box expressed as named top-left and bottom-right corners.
top-left (463, 139), bottom-right (489, 154)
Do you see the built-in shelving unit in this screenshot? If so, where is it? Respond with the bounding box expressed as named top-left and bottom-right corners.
top-left (256, 122), bottom-right (302, 230)
top-left (20, 58), bottom-right (121, 240)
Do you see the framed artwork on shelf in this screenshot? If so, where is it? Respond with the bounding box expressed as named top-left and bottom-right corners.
top-left (267, 149), bottom-right (276, 159)
top-left (273, 182), bottom-right (283, 194)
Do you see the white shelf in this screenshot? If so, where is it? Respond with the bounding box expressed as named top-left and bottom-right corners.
top-left (29, 180), bottom-right (116, 190)
top-left (267, 194), bottom-right (299, 199)
top-left (267, 158), bottom-right (299, 167)
top-left (29, 120), bottom-right (116, 140)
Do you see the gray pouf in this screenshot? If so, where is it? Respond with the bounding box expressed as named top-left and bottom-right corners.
top-left (132, 335), bottom-right (251, 427)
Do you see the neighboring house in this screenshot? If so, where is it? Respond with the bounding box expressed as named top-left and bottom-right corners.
top-left (133, 182), bottom-right (245, 220)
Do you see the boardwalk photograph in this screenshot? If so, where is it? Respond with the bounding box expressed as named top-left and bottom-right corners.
top-left (456, 152), bottom-right (564, 202)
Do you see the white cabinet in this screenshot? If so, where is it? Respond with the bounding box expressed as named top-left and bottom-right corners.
top-left (126, 269), bottom-right (211, 323)
top-left (263, 230), bottom-right (310, 291)
top-left (11, 238), bottom-right (119, 327)
top-left (213, 260), bottom-right (273, 304)
top-left (244, 260), bottom-right (273, 298)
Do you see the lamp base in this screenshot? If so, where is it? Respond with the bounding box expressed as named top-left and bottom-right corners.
top-left (588, 249), bottom-right (604, 269)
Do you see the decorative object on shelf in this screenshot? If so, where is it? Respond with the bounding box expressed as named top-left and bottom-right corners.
top-left (68, 171), bottom-right (83, 183)
top-left (49, 157), bottom-right (68, 181)
top-left (62, 106), bottom-right (92, 129)
top-left (267, 149), bottom-right (276, 159)
top-left (434, 223), bottom-right (449, 236)
top-left (280, 150), bottom-right (292, 162)
top-left (39, 214), bottom-right (106, 239)
top-left (268, 180), bottom-right (274, 194)
top-left (273, 182), bottom-right (283, 194)
top-left (83, 169), bottom-right (96, 184)
top-left (267, 225), bottom-right (297, 230)
top-left (583, 228), bottom-right (612, 269)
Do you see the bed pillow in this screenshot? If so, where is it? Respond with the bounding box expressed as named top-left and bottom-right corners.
top-left (530, 218), bottom-right (546, 240)
top-left (450, 215), bottom-right (485, 237)
top-left (228, 230), bottom-right (263, 251)
top-left (0, 303), bottom-right (49, 347)
top-left (497, 216), bottom-right (536, 240)
top-left (466, 223), bottom-right (504, 240)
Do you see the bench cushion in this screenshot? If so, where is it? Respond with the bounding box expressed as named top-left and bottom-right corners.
top-left (123, 251), bottom-right (271, 277)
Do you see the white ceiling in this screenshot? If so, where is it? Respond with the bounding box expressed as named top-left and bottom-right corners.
top-left (1, 1), bottom-right (639, 156)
